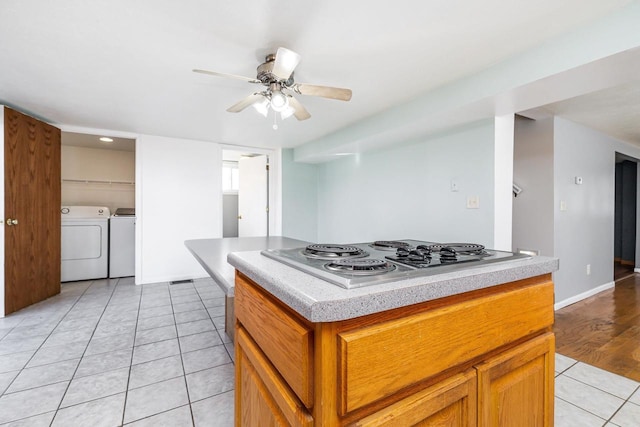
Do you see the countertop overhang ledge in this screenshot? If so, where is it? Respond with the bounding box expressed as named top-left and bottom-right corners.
top-left (227, 251), bottom-right (559, 322)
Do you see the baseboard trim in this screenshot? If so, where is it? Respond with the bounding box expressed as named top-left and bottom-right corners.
top-left (634, 268), bottom-right (640, 273)
top-left (554, 281), bottom-right (615, 311)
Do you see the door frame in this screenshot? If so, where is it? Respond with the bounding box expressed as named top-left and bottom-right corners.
top-left (59, 124), bottom-right (139, 283)
top-left (1, 107), bottom-right (5, 317)
top-left (613, 152), bottom-right (639, 281)
top-left (220, 144), bottom-right (282, 237)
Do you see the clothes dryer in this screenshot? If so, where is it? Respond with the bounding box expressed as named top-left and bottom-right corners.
top-left (61, 206), bottom-right (110, 282)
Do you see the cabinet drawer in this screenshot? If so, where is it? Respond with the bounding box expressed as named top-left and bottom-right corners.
top-left (338, 280), bottom-right (554, 413)
top-left (235, 273), bottom-right (314, 407)
top-left (237, 327), bottom-right (313, 427)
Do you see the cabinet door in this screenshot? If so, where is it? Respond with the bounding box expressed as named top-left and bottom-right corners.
top-left (352, 370), bottom-right (477, 427)
top-left (236, 327), bottom-right (313, 427)
top-left (476, 333), bottom-right (554, 427)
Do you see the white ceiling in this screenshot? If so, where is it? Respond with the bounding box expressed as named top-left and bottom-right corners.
top-left (0, 0), bottom-right (637, 152)
top-left (62, 132), bottom-right (135, 151)
top-left (542, 81), bottom-right (640, 144)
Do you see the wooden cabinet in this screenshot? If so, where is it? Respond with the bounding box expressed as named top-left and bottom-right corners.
top-left (235, 272), bottom-right (555, 426)
top-left (477, 333), bottom-right (554, 427)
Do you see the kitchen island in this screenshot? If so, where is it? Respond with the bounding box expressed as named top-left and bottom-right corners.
top-left (228, 249), bottom-right (559, 426)
top-left (184, 237), bottom-right (310, 339)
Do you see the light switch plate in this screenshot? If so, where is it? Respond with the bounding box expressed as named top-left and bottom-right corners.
top-left (466, 196), bottom-right (479, 209)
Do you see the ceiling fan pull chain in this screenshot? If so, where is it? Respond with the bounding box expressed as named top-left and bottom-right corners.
top-left (272, 111), bottom-right (278, 130)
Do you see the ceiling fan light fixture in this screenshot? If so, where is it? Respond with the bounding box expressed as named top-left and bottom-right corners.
top-left (252, 98), bottom-right (269, 117)
top-left (280, 104), bottom-right (295, 120)
top-left (196, 46), bottom-right (352, 125)
top-left (270, 91), bottom-right (288, 112)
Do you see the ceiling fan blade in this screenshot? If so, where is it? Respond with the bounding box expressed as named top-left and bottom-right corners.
top-left (271, 47), bottom-right (301, 80)
top-left (193, 69), bottom-right (260, 83)
top-left (287, 96), bottom-right (311, 121)
top-left (292, 83), bottom-right (352, 101)
top-left (227, 93), bottom-right (265, 113)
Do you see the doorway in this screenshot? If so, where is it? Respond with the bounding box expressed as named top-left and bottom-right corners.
top-left (613, 153), bottom-right (637, 281)
top-left (61, 132), bottom-right (137, 280)
top-left (222, 150), bottom-right (269, 238)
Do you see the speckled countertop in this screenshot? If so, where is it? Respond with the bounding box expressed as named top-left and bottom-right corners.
top-left (227, 251), bottom-right (559, 322)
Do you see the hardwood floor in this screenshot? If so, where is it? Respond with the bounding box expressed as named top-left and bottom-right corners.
top-left (554, 273), bottom-right (640, 381)
top-left (614, 260), bottom-right (635, 281)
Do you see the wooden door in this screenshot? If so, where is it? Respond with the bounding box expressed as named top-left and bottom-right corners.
top-left (476, 333), bottom-right (555, 427)
top-left (4, 107), bottom-right (61, 315)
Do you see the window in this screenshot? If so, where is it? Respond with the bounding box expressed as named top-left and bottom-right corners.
top-left (222, 161), bottom-right (239, 193)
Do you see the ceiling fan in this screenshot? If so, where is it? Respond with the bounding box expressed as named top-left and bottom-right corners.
top-left (193, 47), bottom-right (352, 125)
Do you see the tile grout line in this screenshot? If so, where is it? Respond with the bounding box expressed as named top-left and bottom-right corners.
top-left (168, 283), bottom-right (197, 427)
top-left (119, 280), bottom-right (146, 427)
top-left (554, 394), bottom-right (609, 423)
top-left (52, 278), bottom-right (124, 427)
top-left (562, 365), bottom-right (640, 401)
top-left (603, 383), bottom-right (640, 424)
top-left (0, 280), bottom-right (118, 425)
top-left (0, 282), bottom-right (96, 426)
top-left (556, 369), bottom-right (640, 424)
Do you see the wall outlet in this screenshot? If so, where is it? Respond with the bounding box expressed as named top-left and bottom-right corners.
top-left (586, 264), bottom-right (591, 275)
top-left (466, 196), bottom-right (480, 209)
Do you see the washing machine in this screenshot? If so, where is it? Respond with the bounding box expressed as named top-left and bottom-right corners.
top-left (61, 206), bottom-right (110, 282)
top-left (109, 208), bottom-right (135, 278)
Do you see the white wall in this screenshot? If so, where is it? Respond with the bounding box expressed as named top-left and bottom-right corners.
top-left (316, 121), bottom-right (496, 245)
top-left (136, 135), bottom-right (222, 284)
top-left (281, 149), bottom-right (318, 243)
top-left (553, 118), bottom-right (640, 304)
top-left (61, 145), bottom-right (135, 212)
top-left (513, 116), bottom-right (555, 257)
top-left (494, 115), bottom-right (515, 251)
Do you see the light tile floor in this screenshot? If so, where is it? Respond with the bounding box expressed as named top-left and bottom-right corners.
top-left (0, 277), bottom-right (233, 426)
top-left (0, 278), bottom-right (639, 426)
top-left (555, 353), bottom-right (640, 426)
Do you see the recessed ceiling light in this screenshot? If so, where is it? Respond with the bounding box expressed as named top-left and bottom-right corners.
top-left (99, 137), bottom-right (113, 143)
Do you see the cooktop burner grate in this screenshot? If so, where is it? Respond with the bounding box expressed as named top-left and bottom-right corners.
top-left (427, 243), bottom-right (486, 255)
top-left (302, 244), bottom-right (368, 260)
top-left (325, 258), bottom-right (397, 275)
top-left (370, 240), bottom-right (413, 250)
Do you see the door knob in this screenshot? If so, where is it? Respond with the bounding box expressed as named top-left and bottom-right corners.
top-left (6, 218), bottom-right (18, 226)
top-left (237, 215), bottom-right (242, 220)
